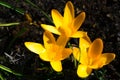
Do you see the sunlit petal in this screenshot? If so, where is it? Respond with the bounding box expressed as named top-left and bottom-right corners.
top-left (77, 64), bottom-right (92, 78)
top-left (56, 34), bottom-right (69, 47)
top-left (58, 27), bottom-right (72, 37)
top-left (24, 42), bottom-right (45, 54)
top-left (90, 53), bottom-right (116, 69)
top-left (80, 38), bottom-right (91, 49)
top-left (43, 31), bottom-right (56, 49)
top-left (51, 9), bottom-right (63, 28)
top-left (80, 48), bottom-right (89, 65)
top-left (73, 47), bottom-right (81, 61)
top-left (73, 12), bottom-right (85, 32)
top-left (41, 24), bottom-right (61, 35)
top-left (73, 47), bottom-right (89, 64)
top-left (101, 53), bottom-right (116, 65)
top-left (82, 33), bottom-right (91, 43)
top-left (43, 31), bottom-right (58, 59)
top-left (63, 1), bottom-right (74, 27)
top-left (61, 48), bottom-right (72, 60)
top-left (88, 38), bottom-right (103, 59)
top-left (79, 38), bottom-right (90, 64)
top-left (50, 61), bottom-right (62, 72)
top-left (53, 48), bottom-right (72, 61)
top-left (39, 51), bottom-right (50, 61)
top-left (71, 31), bottom-right (87, 38)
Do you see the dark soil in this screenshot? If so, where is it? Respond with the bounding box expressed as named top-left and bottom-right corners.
top-left (0, 0), bottom-right (120, 80)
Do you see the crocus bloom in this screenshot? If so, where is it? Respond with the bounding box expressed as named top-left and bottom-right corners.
top-left (73, 38), bottom-right (116, 78)
top-left (41, 1), bottom-right (86, 38)
top-left (24, 31), bottom-right (72, 72)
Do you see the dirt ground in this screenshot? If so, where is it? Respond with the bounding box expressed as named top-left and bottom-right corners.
top-left (0, 0), bottom-right (120, 80)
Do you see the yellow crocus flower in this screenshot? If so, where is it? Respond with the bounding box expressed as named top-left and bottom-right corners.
top-left (73, 38), bottom-right (116, 78)
top-left (41, 1), bottom-right (86, 38)
top-left (24, 31), bottom-right (72, 72)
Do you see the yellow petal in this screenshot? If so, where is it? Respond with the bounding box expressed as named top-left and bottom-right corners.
top-left (101, 53), bottom-right (116, 65)
top-left (73, 12), bottom-right (85, 32)
top-left (80, 38), bottom-right (91, 49)
top-left (73, 47), bottom-right (89, 64)
top-left (73, 47), bottom-right (81, 61)
top-left (50, 61), bottom-right (62, 72)
top-left (80, 48), bottom-right (89, 65)
top-left (41, 24), bottom-right (61, 35)
top-left (53, 48), bottom-right (72, 61)
top-left (79, 38), bottom-right (91, 64)
top-left (71, 31), bottom-right (87, 38)
top-left (58, 26), bottom-right (72, 37)
top-left (82, 33), bottom-right (91, 43)
top-left (77, 64), bottom-right (92, 78)
top-left (51, 9), bottom-right (63, 28)
top-left (39, 51), bottom-right (50, 61)
top-left (24, 42), bottom-right (45, 54)
top-left (43, 31), bottom-right (58, 59)
top-left (90, 53), bottom-right (116, 69)
top-left (61, 48), bottom-right (72, 60)
top-left (43, 31), bottom-right (56, 49)
top-left (63, 1), bottom-right (74, 26)
top-left (56, 34), bottom-right (69, 47)
top-left (88, 38), bottom-right (103, 59)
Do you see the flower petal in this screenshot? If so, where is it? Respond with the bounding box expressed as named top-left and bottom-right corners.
top-left (56, 34), bottom-right (69, 47)
top-left (63, 1), bottom-right (74, 27)
top-left (43, 31), bottom-right (58, 59)
top-left (79, 38), bottom-right (91, 64)
top-left (24, 42), bottom-right (45, 54)
top-left (101, 53), bottom-right (116, 65)
top-left (50, 61), bottom-right (62, 72)
top-left (39, 51), bottom-right (50, 61)
top-left (73, 12), bottom-right (85, 32)
top-left (82, 33), bottom-right (91, 43)
top-left (52, 48), bottom-right (72, 61)
top-left (43, 31), bottom-right (56, 49)
top-left (80, 48), bottom-right (89, 65)
top-left (88, 38), bottom-right (103, 59)
top-left (71, 31), bottom-right (87, 38)
top-left (80, 38), bottom-right (91, 49)
top-left (90, 53), bottom-right (116, 69)
top-left (73, 47), bottom-right (89, 65)
top-left (73, 47), bottom-right (81, 61)
top-left (58, 26), bottom-right (72, 37)
top-left (61, 48), bottom-right (72, 60)
top-left (51, 9), bottom-right (63, 28)
top-left (41, 24), bottom-right (61, 35)
top-left (77, 64), bottom-right (92, 78)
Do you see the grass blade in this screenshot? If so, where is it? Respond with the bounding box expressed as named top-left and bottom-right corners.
top-left (0, 1), bottom-right (25, 15)
top-left (0, 64), bottom-right (22, 76)
top-left (0, 74), bottom-right (5, 80)
top-left (0, 22), bottom-right (20, 27)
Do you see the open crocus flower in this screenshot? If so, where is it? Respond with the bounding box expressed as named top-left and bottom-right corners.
top-left (24, 31), bottom-right (72, 72)
top-left (73, 38), bottom-right (116, 78)
top-left (41, 1), bottom-right (86, 38)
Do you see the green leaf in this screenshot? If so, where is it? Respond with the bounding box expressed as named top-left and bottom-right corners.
top-left (0, 74), bottom-right (5, 80)
top-left (0, 22), bottom-right (20, 27)
top-left (0, 1), bottom-right (25, 15)
top-left (0, 64), bottom-right (22, 76)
